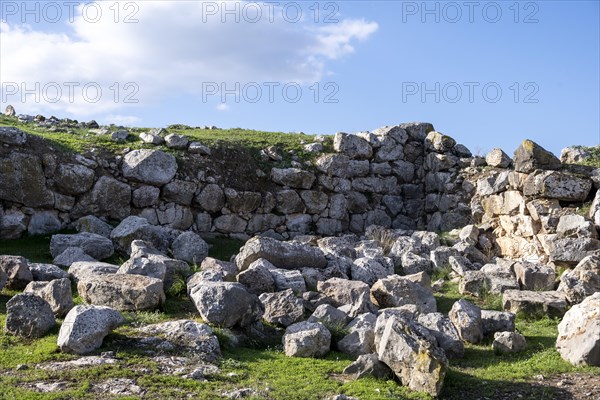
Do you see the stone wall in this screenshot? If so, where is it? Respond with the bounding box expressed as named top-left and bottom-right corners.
top-left (0, 122), bottom-right (474, 240)
top-left (466, 141), bottom-right (600, 266)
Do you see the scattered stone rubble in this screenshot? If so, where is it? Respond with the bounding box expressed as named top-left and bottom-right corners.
top-left (1, 112), bottom-right (599, 396)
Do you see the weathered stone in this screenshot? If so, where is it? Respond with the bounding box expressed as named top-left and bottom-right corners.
top-left (493, 332), bottom-right (527, 354)
top-left (188, 142), bottom-right (212, 155)
top-left (449, 299), bottom-right (483, 344)
top-left (271, 168), bottom-right (315, 189)
top-left (400, 252), bottom-right (431, 275)
top-left (425, 131), bottom-right (456, 153)
top-left (195, 184), bottom-right (225, 212)
top-left (214, 214), bottom-right (247, 233)
top-left (514, 139), bottom-right (561, 173)
top-left (0, 153), bottom-right (54, 207)
top-left (343, 353), bottom-right (392, 380)
top-left (481, 310), bottom-right (516, 336)
top-left (139, 320), bottom-right (220, 362)
top-left (53, 247), bottom-right (96, 268)
top-left (513, 261), bottom-right (556, 291)
top-left (548, 237), bottom-right (600, 266)
top-left (283, 321), bottom-right (331, 357)
top-left (270, 268), bottom-right (306, 293)
top-left (485, 148), bottom-right (512, 168)
top-left (237, 259), bottom-right (275, 295)
top-left (75, 216), bottom-right (113, 238)
top-left (0, 126), bottom-right (26, 144)
top-left (502, 290), bottom-right (567, 317)
top-left (189, 281), bottom-right (263, 328)
top-left (68, 261), bottom-right (118, 284)
top-left (556, 292), bottom-right (600, 366)
top-left (0, 209), bottom-right (28, 239)
top-left (556, 214), bottom-right (596, 239)
top-left (110, 216), bottom-right (171, 254)
top-left (318, 278), bottom-right (375, 316)
top-left (132, 186), bottom-right (160, 208)
top-left (172, 231), bottom-right (208, 264)
top-left (78, 274), bottom-right (165, 311)
top-left (300, 191), bottom-right (329, 213)
top-left (333, 132), bottom-right (373, 159)
top-left (91, 176), bottom-right (131, 220)
top-left (50, 232), bottom-right (114, 260)
top-left (337, 313), bottom-right (376, 356)
top-left (477, 171), bottom-right (510, 196)
top-left (0, 255), bottom-right (33, 290)
top-left (308, 304), bottom-right (350, 328)
top-left (24, 278), bottom-right (73, 317)
top-left (523, 170), bottom-right (592, 202)
top-left (54, 163), bottom-right (95, 195)
top-left (139, 131), bottom-right (165, 145)
top-left (224, 189), bottom-right (262, 213)
top-left (417, 312), bottom-right (464, 358)
top-left (236, 236), bottom-right (327, 271)
top-left (162, 180), bottom-right (197, 205)
top-left (351, 257), bottom-right (394, 286)
top-left (259, 289), bottom-right (304, 327)
top-left (29, 263), bottom-right (68, 281)
top-left (57, 305), bottom-right (123, 354)
top-left (5, 293), bottom-right (55, 338)
top-left (122, 149), bottom-right (177, 186)
top-left (164, 133), bottom-right (189, 149)
top-left (370, 275), bottom-right (436, 314)
top-left (375, 314), bottom-right (447, 397)
top-left (557, 255), bottom-right (600, 304)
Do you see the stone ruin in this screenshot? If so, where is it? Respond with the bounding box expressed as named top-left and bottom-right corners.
top-left (1, 113), bottom-right (599, 397)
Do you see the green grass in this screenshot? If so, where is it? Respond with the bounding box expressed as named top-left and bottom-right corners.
top-left (0, 115), bottom-right (332, 163)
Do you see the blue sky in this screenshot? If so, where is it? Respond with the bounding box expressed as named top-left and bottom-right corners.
top-left (1, 0), bottom-right (598, 156)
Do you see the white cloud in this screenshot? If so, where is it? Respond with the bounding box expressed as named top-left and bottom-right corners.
top-left (103, 114), bottom-right (142, 126)
top-left (0, 1), bottom-right (377, 120)
top-left (216, 103), bottom-right (230, 112)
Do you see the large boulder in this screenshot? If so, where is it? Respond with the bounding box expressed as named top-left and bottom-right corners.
top-left (90, 176), bottom-right (131, 220)
top-left (235, 236), bottom-right (327, 271)
top-left (513, 261), bottom-right (556, 291)
top-left (57, 305), bottom-right (124, 354)
top-left (110, 216), bottom-right (171, 254)
top-left (502, 290), bottom-right (567, 317)
top-left (139, 320), bottom-right (220, 363)
top-left (337, 313), bottom-right (377, 357)
top-left (333, 133), bottom-right (373, 159)
top-left (171, 231), bottom-right (208, 265)
top-left (27, 210), bottom-right (63, 236)
top-left (236, 260), bottom-right (275, 295)
top-left (121, 149), bottom-right (177, 186)
top-left (556, 292), bottom-right (600, 366)
top-left (351, 257), bottom-right (394, 286)
top-left (188, 281), bottom-right (263, 328)
top-left (485, 148), bottom-right (512, 168)
top-left (53, 247), bottom-right (96, 268)
top-left (5, 293), bottom-right (55, 338)
top-left (75, 216), bottom-right (113, 238)
top-left (449, 299), bottom-right (483, 344)
top-left (271, 168), bottom-right (316, 189)
top-left (317, 278), bottom-right (375, 317)
top-left (78, 274), bottom-right (165, 311)
top-left (0, 255), bottom-right (33, 289)
top-left (0, 152), bottom-right (54, 207)
top-left (283, 321), bottom-right (331, 357)
top-left (370, 275), bottom-right (436, 314)
top-left (24, 278), bottom-right (74, 317)
top-left (375, 314), bottom-right (448, 397)
top-left (513, 139), bottom-right (561, 173)
top-left (195, 184), bottom-right (225, 213)
top-left (343, 353), bottom-right (392, 380)
top-left (54, 163), bottom-right (95, 195)
top-left (557, 255), bottom-right (600, 304)
top-left (50, 233), bottom-right (114, 260)
top-left (259, 288), bottom-right (305, 327)
top-left (523, 170), bottom-right (592, 202)
top-left (418, 312), bottom-right (464, 358)
top-left (29, 263), bottom-right (69, 281)
top-left (68, 261), bottom-right (118, 284)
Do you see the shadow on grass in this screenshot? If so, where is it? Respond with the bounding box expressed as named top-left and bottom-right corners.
top-left (441, 369), bottom-right (571, 400)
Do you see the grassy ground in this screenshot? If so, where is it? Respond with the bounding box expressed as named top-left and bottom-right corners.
top-left (0, 237), bottom-right (598, 399)
top-left (0, 115), bottom-right (332, 163)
